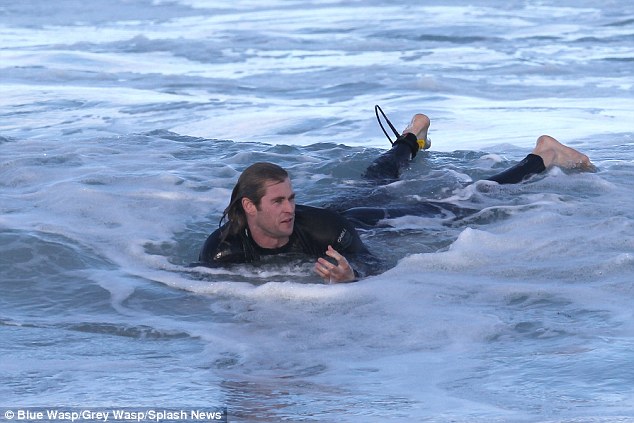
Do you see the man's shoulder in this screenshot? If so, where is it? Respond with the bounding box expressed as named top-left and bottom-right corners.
top-left (293, 205), bottom-right (365, 254)
top-left (199, 225), bottom-right (252, 264)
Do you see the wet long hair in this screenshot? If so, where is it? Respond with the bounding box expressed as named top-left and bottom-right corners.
top-left (219, 162), bottom-right (289, 238)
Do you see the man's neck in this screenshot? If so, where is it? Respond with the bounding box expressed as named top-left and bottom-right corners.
top-left (247, 227), bottom-right (290, 249)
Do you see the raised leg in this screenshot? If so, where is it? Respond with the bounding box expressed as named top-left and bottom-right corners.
top-left (487, 135), bottom-right (594, 184)
top-left (363, 114), bottom-right (430, 182)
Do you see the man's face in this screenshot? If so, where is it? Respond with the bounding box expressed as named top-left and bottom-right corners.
top-left (245, 177), bottom-right (296, 246)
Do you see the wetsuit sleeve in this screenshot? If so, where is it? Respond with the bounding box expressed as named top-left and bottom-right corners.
top-left (294, 206), bottom-right (366, 254)
top-left (294, 206), bottom-right (381, 278)
top-left (198, 225), bottom-right (250, 265)
top-left (486, 154), bottom-right (546, 184)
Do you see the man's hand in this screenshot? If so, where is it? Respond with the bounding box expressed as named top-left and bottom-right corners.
top-left (314, 245), bottom-right (356, 283)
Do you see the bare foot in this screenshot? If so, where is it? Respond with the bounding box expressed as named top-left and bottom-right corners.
top-left (532, 135), bottom-right (595, 171)
top-left (403, 113), bottom-right (430, 141)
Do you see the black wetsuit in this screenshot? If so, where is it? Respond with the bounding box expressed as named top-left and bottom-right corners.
top-left (199, 205), bottom-right (379, 277)
top-left (199, 133), bottom-right (547, 274)
top-left (363, 132), bottom-right (546, 184)
top-left (328, 133), bottom-right (548, 226)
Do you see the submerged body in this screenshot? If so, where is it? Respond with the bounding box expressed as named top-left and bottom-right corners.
top-left (198, 113), bottom-right (594, 282)
top-left (199, 204), bottom-right (377, 277)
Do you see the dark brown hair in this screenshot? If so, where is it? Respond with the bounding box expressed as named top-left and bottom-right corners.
top-left (220, 162), bottom-right (289, 237)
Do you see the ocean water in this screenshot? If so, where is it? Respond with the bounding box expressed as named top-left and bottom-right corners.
top-left (1, 0), bottom-right (634, 422)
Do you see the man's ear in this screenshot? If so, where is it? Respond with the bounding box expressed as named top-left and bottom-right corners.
top-left (242, 197), bottom-right (257, 216)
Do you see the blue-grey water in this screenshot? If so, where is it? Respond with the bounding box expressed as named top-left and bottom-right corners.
top-left (1, 1), bottom-right (633, 422)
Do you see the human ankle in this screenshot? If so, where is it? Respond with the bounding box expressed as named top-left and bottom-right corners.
top-left (403, 114), bottom-right (430, 140)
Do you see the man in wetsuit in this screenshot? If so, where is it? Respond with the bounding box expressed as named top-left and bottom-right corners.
top-left (198, 162), bottom-right (372, 283)
top-left (199, 112), bottom-right (594, 282)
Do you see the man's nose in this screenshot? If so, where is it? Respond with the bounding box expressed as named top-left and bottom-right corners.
top-left (284, 200), bottom-right (295, 213)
